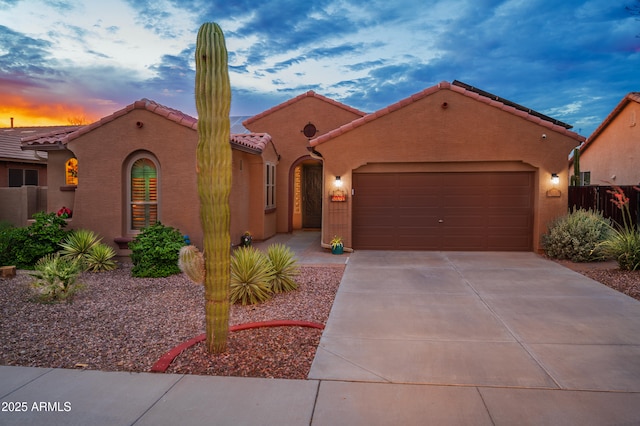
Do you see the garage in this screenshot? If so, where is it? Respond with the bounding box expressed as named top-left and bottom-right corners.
top-left (352, 171), bottom-right (534, 251)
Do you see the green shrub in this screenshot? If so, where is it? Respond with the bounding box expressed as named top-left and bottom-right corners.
top-left (542, 208), bottom-right (612, 262)
top-left (267, 243), bottom-right (299, 293)
top-left (230, 246), bottom-right (275, 305)
top-left (0, 221), bottom-right (16, 266)
top-left (60, 229), bottom-right (117, 272)
top-left (2, 212), bottom-right (69, 269)
top-left (30, 253), bottom-right (83, 303)
top-left (129, 223), bottom-right (185, 277)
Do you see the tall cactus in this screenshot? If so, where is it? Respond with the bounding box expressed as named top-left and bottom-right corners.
top-left (571, 148), bottom-right (581, 186)
top-left (195, 22), bottom-right (231, 353)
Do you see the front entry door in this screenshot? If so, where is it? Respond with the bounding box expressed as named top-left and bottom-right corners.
top-left (302, 164), bottom-right (322, 228)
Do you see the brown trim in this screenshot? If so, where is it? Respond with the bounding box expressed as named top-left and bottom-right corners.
top-left (59, 185), bottom-right (77, 191)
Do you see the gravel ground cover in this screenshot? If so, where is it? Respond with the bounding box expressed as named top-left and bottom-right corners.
top-left (1, 259), bottom-right (639, 379)
top-left (0, 264), bottom-right (344, 379)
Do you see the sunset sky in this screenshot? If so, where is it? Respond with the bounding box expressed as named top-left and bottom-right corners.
top-left (0, 0), bottom-right (638, 136)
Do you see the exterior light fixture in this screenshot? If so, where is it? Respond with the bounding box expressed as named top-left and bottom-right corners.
top-left (551, 173), bottom-right (560, 185)
top-left (335, 176), bottom-right (342, 187)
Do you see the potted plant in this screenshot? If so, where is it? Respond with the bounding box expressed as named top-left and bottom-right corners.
top-left (330, 235), bottom-right (344, 255)
top-left (240, 231), bottom-right (252, 247)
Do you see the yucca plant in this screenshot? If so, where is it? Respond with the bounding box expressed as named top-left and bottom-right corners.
top-left (85, 243), bottom-right (117, 272)
top-left (59, 229), bottom-right (101, 263)
top-left (267, 243), bottom-right (299, 293)
top-left (230, 246), bottom-right (275, 305)
top-left (30, 253), bottom-right (83, 303)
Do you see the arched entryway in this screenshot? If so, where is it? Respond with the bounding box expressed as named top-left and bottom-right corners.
top-left (289, 157), bottom-right (323, 231)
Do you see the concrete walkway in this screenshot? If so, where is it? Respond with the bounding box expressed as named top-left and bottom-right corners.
top-left (3, 234), bottom-right (640, 425)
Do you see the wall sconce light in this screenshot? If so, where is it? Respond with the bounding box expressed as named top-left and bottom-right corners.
top-left (551, 173), bottom-right (560, 185)
top-left (335, 176), bottom-right (342, 187)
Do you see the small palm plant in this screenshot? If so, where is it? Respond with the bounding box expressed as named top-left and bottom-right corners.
top-left (230, 246), bottom-right (275, 305)
top-left (267, 243), bottom-right (299, 293)
top-left (30, 253), bottom-right (83, 303)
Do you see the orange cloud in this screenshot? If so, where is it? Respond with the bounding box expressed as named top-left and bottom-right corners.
top-left (0, 93), bottom-right (102, 127)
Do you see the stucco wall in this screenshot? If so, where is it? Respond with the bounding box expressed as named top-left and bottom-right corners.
top-left (244, 95), bottom-right (364, 233)
top-left (63, 108), bottom-right (269, 254)
top-left (578, 102), bottom-right (640, 185)
top-left (314, 88), bottom-right (579, 252)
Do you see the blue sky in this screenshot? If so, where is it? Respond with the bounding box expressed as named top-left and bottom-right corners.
top-left (0, 0), bottom-right (638, 136)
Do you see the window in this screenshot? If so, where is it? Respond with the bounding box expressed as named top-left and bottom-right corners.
top-left (65, 158), bottom-right (78, 185)
top-left (265, 162), bottom-right (276, 210)
top-left (129, 157), bottom-right (158, 230)
top-left (8, 168), bottom-right (38, 187)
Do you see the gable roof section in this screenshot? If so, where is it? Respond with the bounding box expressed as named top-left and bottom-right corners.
top-left (578, 92), bottom-right (640, 156)
top-left (2, 126), bottom-right (78, 161)
top-left (310, 81), bottom-right (585, 147)
top-left (21, 99), bottom-right (270, 154)
top-left (242, 90), bottom-right (366, 126)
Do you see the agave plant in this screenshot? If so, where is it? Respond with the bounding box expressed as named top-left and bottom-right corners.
top-left (85, 243), bottom-right (117, 272)
top-left (230, 246), bottom-right (275, 305)
top-left (267, 243), bottom-right (299, 293)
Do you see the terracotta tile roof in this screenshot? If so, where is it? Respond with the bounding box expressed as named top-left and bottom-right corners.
top-left (242, 90), bottom-right (366, 126)
top-left (576, 92), bottom-right (640, 157)
top-left (230, 133), bottom-right (272, 154)
top-left (21, 99), bottom-right (269, 154)
top-left (310, 81), bottom-right (586, 147)
top-left (1, 126), bottom-right (78, 162)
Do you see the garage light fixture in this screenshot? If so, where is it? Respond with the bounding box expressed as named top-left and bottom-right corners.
top-left (551, 173), bottom-right (560, 185)
top-left (335, 176), bottom-right (342, 187)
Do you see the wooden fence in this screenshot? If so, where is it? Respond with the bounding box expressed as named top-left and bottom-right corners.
top-left (568, 186), bottom-right (640, 227)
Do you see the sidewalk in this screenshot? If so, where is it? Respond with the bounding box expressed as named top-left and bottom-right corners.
top-left (2, 233), bottom-right (640, 425)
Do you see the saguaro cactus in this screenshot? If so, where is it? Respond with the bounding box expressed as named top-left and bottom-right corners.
top-left (195, 22), bottom-right (232, 353)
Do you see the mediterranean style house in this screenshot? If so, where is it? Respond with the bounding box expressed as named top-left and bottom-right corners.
top-left (21, 81), bottom-right (585, 254)
top-left (570, 92), bottom-right (640, 186)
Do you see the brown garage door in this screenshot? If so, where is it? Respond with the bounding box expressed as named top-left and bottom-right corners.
top-left (352, 171), bottom-right (534, 251)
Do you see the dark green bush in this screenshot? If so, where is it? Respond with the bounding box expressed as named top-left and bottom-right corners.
top-left (129, 223), bottom-right (185, 277)
top-left (0, 213), bottom-right (69, 269)
top-left (542, 208), bottom-right (613, 262)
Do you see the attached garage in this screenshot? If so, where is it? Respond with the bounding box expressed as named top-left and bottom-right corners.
top-left (352, 171), bottom-right (534, 251)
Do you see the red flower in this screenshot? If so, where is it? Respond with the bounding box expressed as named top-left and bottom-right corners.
top-left (57, 207), bottom-right (72, 218)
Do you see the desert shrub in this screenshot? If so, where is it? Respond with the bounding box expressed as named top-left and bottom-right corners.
top-left (30, 253), bottom-right (83, 303)
top-left (266, 243), bottom-right (299, 293)
top-left (542, 208), bottom-right (612, 262)
top-left (129, 223), bottom-right (185, 277)
top-left (230, 246), bottom-right (275, 305)
top-left (2, 212), bottom-right (69, 269)
top-left (0, 221), bottom-right (16, 266)
top-left (60, 229), bottom-right (117, 272)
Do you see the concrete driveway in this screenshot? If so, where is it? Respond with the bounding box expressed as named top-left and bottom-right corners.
top-left (309, 250), bottom-right (640, 424)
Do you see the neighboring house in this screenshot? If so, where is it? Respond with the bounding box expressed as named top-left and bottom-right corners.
top-left (570, 92), bottom-right (640, 186)
top-left (0, 125), bottom-right (77, 225)
top-left (21, 99), bottom-right (277, 253)
top-left (21, 80), bottom-right (584, 254)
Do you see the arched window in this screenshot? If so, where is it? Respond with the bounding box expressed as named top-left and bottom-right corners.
top-left (65, 158), bottom-right (78, 185)
top-left (129, 157), bottom-right (158, 230)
